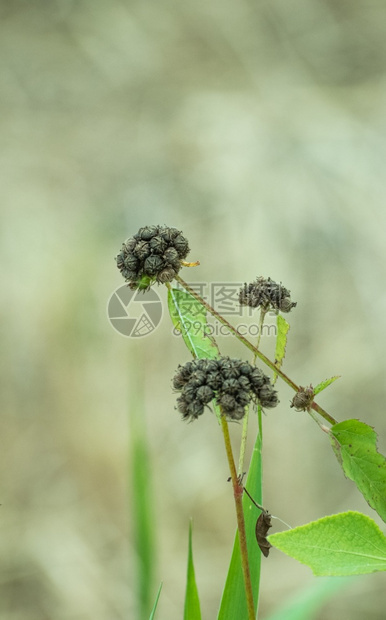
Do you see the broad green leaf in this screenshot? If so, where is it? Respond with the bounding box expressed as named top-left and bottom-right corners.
top-left (265, 576), bottom-right (352, 620)
top-left (168, 288), bottom-right (220, 359)
top-left (273, 315), bottom-right (290, 384)
top-left (149, 583), bottom-right (163, 620)
top-left (184, 521), bottom-right (202, 620)
top-left (268, 511), bottom-right (386, 576)
top-left (329, 420), bottom-right (386, 522)
top-left (218, 431), bottom-right (263, 619)
top-left (313, 376), bottom-right (340, 396)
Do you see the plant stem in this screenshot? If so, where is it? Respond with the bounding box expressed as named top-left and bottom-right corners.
top-left (255, 308), bottom-right (267, 358)
top-left (257, 405), bottom-right (263, 441)
top-left (237, 408), bottom-right (250, 478)
top-left (174, 275), bottom-right (337, 426)
top-left (237, 308), bottom-right (266, 477)
top-left (310, 400), bottom-right (336, 425)
top-left (220, 414), bottom-right (255, 620)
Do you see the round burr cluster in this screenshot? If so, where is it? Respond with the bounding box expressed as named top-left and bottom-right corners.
top-left (173, 356), bottom-right (279, 422)
top-left (239, 277), bottom-right (297, 313)
top-left (116, 225), bottom-right (190, 290)
top-left (290, 385), bottom-right (314, 412)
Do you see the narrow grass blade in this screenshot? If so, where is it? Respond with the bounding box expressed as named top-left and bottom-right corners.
top-left (130, 369), bottom-right (156, 620)
top-left (329, 419), bottom-right (386, 522)
top-left (269, 511), bottom-right (386, 576)
top-left (168, 288), bottom-right (220, 359)
top-left (273, 315), bottom-right (290, 384)
top-left (265, 577), bottom-right (352, 620)
top-left (218, 431), bottom-right (263, 619)
top-left (149, 583), bottom-right (163, 620)
top-left (184, 521), bottom-right (202, 620)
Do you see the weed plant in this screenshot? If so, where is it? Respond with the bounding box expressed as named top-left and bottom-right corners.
top-left (115, 226), bottom-right (386, 620)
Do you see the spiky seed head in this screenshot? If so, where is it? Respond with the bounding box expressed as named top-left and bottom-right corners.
top-left (196, 385), bottom-right (214, 404)
top-left (157, 267), bottom-right (176, 283)
top-left (144, 255), bottom-right (164, 276)
top-left (134, 240), bottom-right (151, 261)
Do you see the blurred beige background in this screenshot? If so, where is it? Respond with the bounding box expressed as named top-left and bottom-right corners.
top-left (1, 1), bottom-right (386, 618)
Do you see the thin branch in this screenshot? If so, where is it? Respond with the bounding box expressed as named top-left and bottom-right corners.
top-left (175, 275), bottom-right (337, 426)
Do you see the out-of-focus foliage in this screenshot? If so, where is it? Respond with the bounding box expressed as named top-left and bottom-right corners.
top-left (1, 1), bottom-right (386, 618)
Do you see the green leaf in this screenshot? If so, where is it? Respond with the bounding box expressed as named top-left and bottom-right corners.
top-left (268, 511), bottom-right (386, 576)
top-left (149, 583), bottom-right (163, 620)
top-left (130, 372), bottom-right (156, 620)
top-left (313, 376), bottom-right (340, 395)
top-left (137, 274), bottom-right (155, 290)
top-left (218, 431), bottom-right (263, 619)
top-left (184, 521), bottom-right (202, 620)
top-left (329, 419), bottom-right (386, 522)
top-left (273, 315), bottom-right (290, 384)
top-left (265, 576), bottom-right (352, 620)
top-left (168, 288), bottom-right (220, 359)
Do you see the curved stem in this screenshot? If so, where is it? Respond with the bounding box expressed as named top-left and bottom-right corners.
top-left (220, 415), bottom-right (255, 620)
top-left (174, 275), bottom-right (337, 426)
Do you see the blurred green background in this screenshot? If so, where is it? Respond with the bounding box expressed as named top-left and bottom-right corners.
top-left (1, 1), bottom-right (386, 618)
